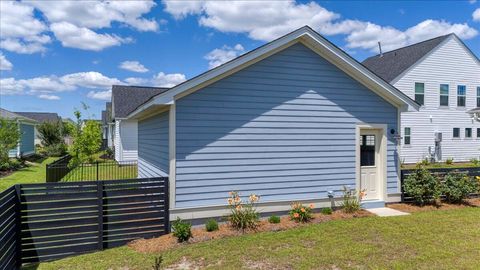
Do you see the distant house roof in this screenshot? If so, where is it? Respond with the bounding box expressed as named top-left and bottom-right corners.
top-left (0, 108), bottom-right (37, 123)
top-left (15, 112), bottom-right (61, 123)
top-left (112, 85), bottom-right (169, 118)
top-left (362, 34), bottom-right (452, 82)
top-left (101, 110), bottom-right (107, 125)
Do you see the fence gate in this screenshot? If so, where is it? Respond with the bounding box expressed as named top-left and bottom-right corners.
top-left (0, 177), bottom-right (169, 268)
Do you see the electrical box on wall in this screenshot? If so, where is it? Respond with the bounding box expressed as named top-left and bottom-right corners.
top-left (435, 132), bottom-right (442, 142)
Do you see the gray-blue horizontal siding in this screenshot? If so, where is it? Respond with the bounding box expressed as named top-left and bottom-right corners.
top-left (175, 43), bottom-right (399, 208)
top-left (19, 123), bottom-right (34, 155)
top-left (137, 111), bottom-right (169, 178)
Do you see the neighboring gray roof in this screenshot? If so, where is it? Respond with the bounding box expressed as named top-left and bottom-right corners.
top-left (0, 108), bottom-right (37, 123)
top-left (15, 112), bottom-right (61, 123)
top-left (362, 34), bottom-right (452, 82)
top-left (101, 110), bottom-right (107, 125)
top-left (112, 85), bottom-right (169, 118)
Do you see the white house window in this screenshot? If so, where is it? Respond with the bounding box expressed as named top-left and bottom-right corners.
top-left (404, 127), bottom-right (411, 145)
top-left (414, 83), bottom-right (424, 105)
top-left (465, 128), bottom-right (472, 138)
top-left (440, 84), bottom-right (449, 106)
top-left (453, 128), bottom-right (460, 138)
top-left (477, 128), bottom-right (480, 138)
top-left (457, 85), bottom-right (466, 107)
top-left (477, 87), bottom-right (480, 107)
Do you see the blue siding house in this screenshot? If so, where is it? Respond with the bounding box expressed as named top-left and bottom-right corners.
top-left (1, 108), bottom-right (37, 158)
top-left (128, 26), bottom-right (419, 220)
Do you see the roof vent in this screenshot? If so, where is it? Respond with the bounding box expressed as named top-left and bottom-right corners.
top-left (378, 42), bottom-right (383, 57)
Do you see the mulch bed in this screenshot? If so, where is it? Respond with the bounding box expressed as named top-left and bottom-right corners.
top-left (388, 198), bottom-right (480, 213)
top-left (129, 209), bottom-right (373, 254)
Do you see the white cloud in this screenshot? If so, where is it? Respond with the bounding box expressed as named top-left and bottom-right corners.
top-left (204, 44), bottom-right (245, 69)
top-left (60, 71), bottom-right (121, 89)
top-left (21, 76), bottom-right (75, 93)
top-left (0, 52), bottom-right (13, 70)
top-left (0, 1), bottom-right (51, 54)
top-left (474, 8), bottom-right (480, 22)
top-left (164, 0), bottom-right (478, 53)
top-left (470, 0), bottom-right (477, 4)
top-left (0, 77), bottom-right (25, 95)
top-left (124, 77), bottom-right (150, 85)
top-left (38, 94), bottom-right (60, 100)
top-left (50, 22), bottom-right (129, 51)
top-left (87, 90), bottom-right (112, 101)
top-left (119, 61), bottom-right (149, 73)
top-left (152, 72), bottom-right (186, 87)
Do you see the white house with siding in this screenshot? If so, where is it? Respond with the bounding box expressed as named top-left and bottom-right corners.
top-left (110, 85), bottom-right (168, 162)
top-left (363, 34), bottom-right (480, 164)
top-left (126, 26), bottom-right (419, 220)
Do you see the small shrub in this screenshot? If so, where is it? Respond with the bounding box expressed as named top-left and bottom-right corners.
top-left (0, 159), bottom-right (23, 171)
top-left (152, 255), bottom-right (163, 270)
top-left (171, 218), bottom-right (192, 242)
top-left (289, 202), bottom-right (314, 222)
top-left (45, 143), bottom-right (67, 157)
top-left (268, 215), bottom-right (281, 224)
top-left (470, 158), bottom-right (480, 166)
top-left (320, 207), bottom-right (333, 215)
top-left (442, 171), bottom-right (477, 203)
top-left (403, 166), bottom-right (441, 205)
top-left (341, 186), bottom-right (363, 213)
top-left (205, 219), bottom-right (219, 232)
top-left (227, 192), bottom-right (260, 231)
top-left (445, 158), bottom-right (454, 165)
top-left (417, 158), bottom-right (430, 167)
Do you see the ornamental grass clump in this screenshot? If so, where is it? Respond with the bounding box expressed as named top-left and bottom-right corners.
top-left (227, 191), bottom-right (260, 231)
top-left (289, 202), bottom-right (314, 222)
top-left (341, 186), bottom-right (364, 213)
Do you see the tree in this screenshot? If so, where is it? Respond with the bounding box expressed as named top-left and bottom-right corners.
top-left (37, 121), bottom-right (64, 146)
top-left (0, 118), bottom-right (21, 163)
top-left (68, 109), bottom-right (102, 166)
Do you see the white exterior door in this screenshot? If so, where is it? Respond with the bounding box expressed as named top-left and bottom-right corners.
top-left (359, 130), bottom-right (382, 201)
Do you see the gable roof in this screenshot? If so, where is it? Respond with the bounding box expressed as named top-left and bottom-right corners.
top-left (0, 108), bottom-right (37, 123)
top-left (112, 85), bottom-right (169, 119)
top-left (128, 26), bottom-right (419, 119)
top-left (15, 112), bottom-right (61, 123)
top-left (362, 34), bottom-right (452, 82)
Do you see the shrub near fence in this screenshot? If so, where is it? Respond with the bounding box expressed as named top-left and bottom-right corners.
top-left (401, 167), bottom-right (480, 202)
top-left (0, 177), bottom-right (169, 268)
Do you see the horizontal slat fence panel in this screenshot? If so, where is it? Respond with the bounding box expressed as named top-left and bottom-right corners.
top-left (0, 177), bottom-right (169, 268)
top-left (0, 186), bottom-right (20, 270)
top-left (401, 167), bottom-right (480, 202)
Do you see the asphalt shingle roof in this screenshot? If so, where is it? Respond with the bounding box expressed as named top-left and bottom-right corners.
top-left (112, 85), bottom-right (169, 118)
top-left (0, 108), bottom-right (37, 122)
top-left (15, 112), bottom-right (61, 123)
top-left (362, 34), bottom-right (451, 82)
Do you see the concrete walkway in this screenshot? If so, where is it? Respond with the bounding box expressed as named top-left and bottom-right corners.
top-left (366, 207), bottom-right (410, 217)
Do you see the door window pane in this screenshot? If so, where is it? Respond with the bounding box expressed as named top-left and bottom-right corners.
top-left (361, 135), bottom-right (375, 166)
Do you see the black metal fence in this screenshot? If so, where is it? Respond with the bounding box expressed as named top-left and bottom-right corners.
top-left (46, 158), bottom-right (137, 182)
top-left (0, 177), bottom-right (169, 268)
top-left (401, 167), bottom-right (480, 201)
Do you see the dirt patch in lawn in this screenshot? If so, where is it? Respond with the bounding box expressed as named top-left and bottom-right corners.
top-left (388, 198), bottom-right (480, 213)
top-left (129, 210), bottom-right (373, 254)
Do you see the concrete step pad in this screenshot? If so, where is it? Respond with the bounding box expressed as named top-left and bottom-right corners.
top-left (366, 207), bottom-right (410, 217)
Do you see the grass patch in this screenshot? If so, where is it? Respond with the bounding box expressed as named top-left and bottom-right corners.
top-left (61, 162), bottom-right (137, 181)
top-left (402, 162), bottom-right (480, 170)
top-left (25, 207), bottom-right (480, 270)
top-left (0, 157), bottom-right (57, 191)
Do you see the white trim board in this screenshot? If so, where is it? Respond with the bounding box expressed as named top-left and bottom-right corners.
top-left (127, 26), bottom-right (419, 119)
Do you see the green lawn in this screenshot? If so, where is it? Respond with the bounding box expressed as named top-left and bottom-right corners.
top-left (61, 163), bottom-right (137, 181)
top-left (0, 157), bottom-right (57, 191)
top-left (25, 207), bottom-right (480, 270)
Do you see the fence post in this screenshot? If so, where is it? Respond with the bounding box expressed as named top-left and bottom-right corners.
top-left (96, 181), bottom-right (104, 251)
top-left (96, 161), bottom-right (99, 181)
top-left (14, 185), bottom-right (22, 268)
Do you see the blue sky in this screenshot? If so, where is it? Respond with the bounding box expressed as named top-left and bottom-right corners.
top-left (1, 0), bottom-right (479, 120)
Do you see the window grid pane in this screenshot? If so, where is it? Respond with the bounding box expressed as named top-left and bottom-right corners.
top-left (466, 128), bottom-right (472, 138)
top-left (440, 84), bottom-right (449, 106)
top-left (453, 128), bottom-right (460, 138)
top-left (404, 128), bottom-right (411, 145)
top-left (477, 128), bottom-right (480, 138)
top-left (415, 83), bottom-right (424, 94)
top-left (457, 85), bottom-right (466, 107)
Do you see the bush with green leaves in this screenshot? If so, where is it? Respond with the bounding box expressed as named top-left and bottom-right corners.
top-left (68, 108), bottom-right (102, 167)
top-left (268, 215), bottom-right (281, 224)
top-left (172, 218), bottom-right (192, 242)
top-left (37, 121), bottom-right (65, 147)
top-left (0, 159), bottom-right (23, 171)
top-left (442, 171), bottom-right (477, 203)
top-left (445, 158), bottom-right (454, 165)
top-left (205, 219), bottom-right (219, 232)
top-left (0, 117), bottom-right (21, 164)
top-left (403, 166), bottom-right (441, 205)
top-left (44, 143), bottom-right (67, 157)
top-left (289, 202), bottom-right (314, 222)
top-left (321, 207), bottom-right (333, 215)
top-left (470, 158), bottom-right (480, 166)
